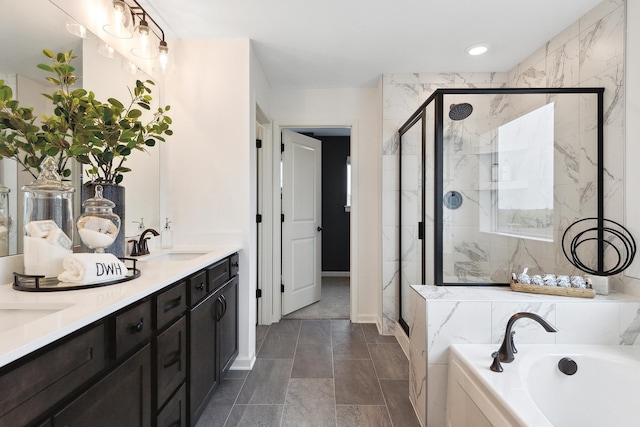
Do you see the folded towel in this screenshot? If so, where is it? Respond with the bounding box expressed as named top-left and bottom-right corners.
top-left (57, 253), bottom-right (127, 284)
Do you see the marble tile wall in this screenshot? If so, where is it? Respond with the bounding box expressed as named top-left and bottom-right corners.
top-left (382, 0), bottom-right (626, 336)
top-left (410, 284), bottom-right (640, 426)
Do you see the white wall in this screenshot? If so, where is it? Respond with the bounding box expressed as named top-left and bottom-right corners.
top-left (164, 39), bottom-right (256, 368)
top-left (270, 85), bottom-right (383, 326)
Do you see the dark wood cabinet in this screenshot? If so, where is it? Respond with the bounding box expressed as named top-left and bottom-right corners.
top-left (52, 344), bottom-right (151, 427)
top-left (216, 276), bottom-right (238, 377)
top-left (157, 384), bottom-right (187, 427)
top-left (0, 252), bottom-right (238, 427)
top-left (0, 324), bottom-right (105, 427)
top-left (189, 289), bottom-right (218, 424)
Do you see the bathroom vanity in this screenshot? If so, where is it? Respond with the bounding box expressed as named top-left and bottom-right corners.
top-left (0, 246), bottom-right (241, 427)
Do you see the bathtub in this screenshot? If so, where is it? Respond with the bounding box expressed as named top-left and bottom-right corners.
top-left (447, 343), bottom-right (640, 427)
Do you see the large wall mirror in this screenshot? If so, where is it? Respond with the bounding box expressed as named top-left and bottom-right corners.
top-left (0, 0), bottom-right (161, 257)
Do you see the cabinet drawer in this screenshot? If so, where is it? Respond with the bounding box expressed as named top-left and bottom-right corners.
top-left (156, 317), bottom-right (186, 407)
top-left (157, 383), bottom-right (186, 427)
top-left (188, 270), bottom-right (208, 306)
top-left (53, 344), bottom-right (151, 427)
top-left (114, 299), bottom-right (152, 359)
top-left (156, 281), bottom-right (186, 330)
top-left (230, 252), bottom-right (239, 277)
top-left (0, 324), bottom-right (105, 427)
top-left (208, 258), bottom-right (230, 292)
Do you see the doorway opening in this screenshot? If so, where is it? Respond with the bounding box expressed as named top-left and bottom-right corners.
top-left (282, 127), bottom-right (351, 320)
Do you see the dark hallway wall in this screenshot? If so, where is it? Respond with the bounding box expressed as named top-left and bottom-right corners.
top-left (320, 135), bottom-right (350, 272)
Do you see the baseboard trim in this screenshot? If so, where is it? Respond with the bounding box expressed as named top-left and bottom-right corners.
top-left (395, 322), bottom-right (410, 360)
top-left (230, 355), bottom-right (256, 371)
top-left (322, 271), bottom-right (350, 277)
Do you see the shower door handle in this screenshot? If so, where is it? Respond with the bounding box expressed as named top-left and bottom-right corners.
top-left (418, 222), bottom-right (425, 240)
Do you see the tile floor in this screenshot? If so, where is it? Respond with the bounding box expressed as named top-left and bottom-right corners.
top-left (283, 277), bottom-right (350, 320)
top-left (195, 320), bottom-right (421, 427)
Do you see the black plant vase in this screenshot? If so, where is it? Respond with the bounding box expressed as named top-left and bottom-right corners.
top-left (80, 183), bottom-right (125, 258)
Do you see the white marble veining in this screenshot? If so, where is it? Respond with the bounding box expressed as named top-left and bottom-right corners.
top-left (410, 284), bottom-right (640, 427)
top-left (383, 0), bottom-right (626, 337)
top-left (0, 245), bottom-right (241, 368)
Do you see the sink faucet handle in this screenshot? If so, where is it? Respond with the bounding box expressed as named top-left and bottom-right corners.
top-left (128, 239), bottom-right (141, 257)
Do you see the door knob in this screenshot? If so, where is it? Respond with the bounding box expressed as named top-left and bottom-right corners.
top-left (317, 226), bottom-right (323, 232)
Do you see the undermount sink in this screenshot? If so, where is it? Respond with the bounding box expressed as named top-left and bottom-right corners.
top-left (0, 303), bottom-right (73, 334)
top-left (135, 251), bottom-right (209, 262)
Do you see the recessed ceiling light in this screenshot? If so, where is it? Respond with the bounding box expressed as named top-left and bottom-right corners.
top-left (467, 44), bottom-right (489, 56)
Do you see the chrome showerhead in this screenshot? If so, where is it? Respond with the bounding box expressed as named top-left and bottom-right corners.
top-left (449, 103), bottom-right (473, 121)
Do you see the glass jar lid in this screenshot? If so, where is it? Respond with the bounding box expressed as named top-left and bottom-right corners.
top-left (21, 156), bottom-right (75, 193)
top-left (82, 185), bottom-right (116, 213)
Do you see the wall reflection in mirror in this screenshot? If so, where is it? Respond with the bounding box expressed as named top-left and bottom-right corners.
top-left (0, 0), bottom-right (160, 257)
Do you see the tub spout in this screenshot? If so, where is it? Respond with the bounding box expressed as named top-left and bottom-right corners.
top-left (497, 312), bottom-right (557, 363)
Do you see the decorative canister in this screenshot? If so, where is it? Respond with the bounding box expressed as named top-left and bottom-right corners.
top-left (77, 185), bottom-right (120, 253)
top-left (0, 185), bottom-right (10, 256)
top-left (21, 156), bottom-right (75, 280)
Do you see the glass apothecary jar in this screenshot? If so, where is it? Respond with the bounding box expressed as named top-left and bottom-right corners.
top-left (21, 157), bottom-right (75, 280)
top-left (77, 185), bottom-right (120, 253)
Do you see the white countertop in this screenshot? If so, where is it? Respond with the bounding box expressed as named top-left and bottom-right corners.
top-left (0, 245), bottom-right (241, 369)
top-left (411, 284), bottom-right (640, 302)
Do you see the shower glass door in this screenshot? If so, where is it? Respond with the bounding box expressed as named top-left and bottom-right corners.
top-left (398, 113), bottom-right (424, 334)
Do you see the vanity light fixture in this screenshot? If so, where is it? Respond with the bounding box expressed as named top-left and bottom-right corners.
top-left (467, 43), bottom-right (489, 56)
top-left (101, 0), bottom-right (172, 73)
top-left (66, 17), bottom-right (90, 38)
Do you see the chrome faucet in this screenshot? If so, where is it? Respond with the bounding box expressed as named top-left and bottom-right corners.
top-left (131, 228), bottom-right (160, 256)
top-left (493, 312), bottom-right (557, 369)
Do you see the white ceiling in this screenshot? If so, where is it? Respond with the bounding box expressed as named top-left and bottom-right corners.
top-left (138, 0), bottom-right (604, 88)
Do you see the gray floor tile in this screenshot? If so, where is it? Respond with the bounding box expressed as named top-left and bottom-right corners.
top-left (195, 403), bottom-right (232, 427)
top-left (258, 319), bottom-right (301, 359)
top-left (225, 404), bottom-right (283, 427)
top-left (256, 324), bottom-right (270, 353)
top-left (380, 379), bottom-right (422, 427)
top-left (284, 278), bottom-right (350, 320)
top-left (236, 358), bottom-right (293, 404)
top-left (292, 320), bottom-right (333, 378)
top-left (281, 378), bottom-right (336, 427)
top-left (331, 320), bottom-right (370, 360)
top-left (361, 323), bottom-right (398, 344)
top-left (369, 343), bottom-right (409, 380)
top-left (225, 369), bottom-right (249, 380)
top-left (334, 359), bottom-right (385, 405)
top-left (336, 405), bottom-right (392, 427)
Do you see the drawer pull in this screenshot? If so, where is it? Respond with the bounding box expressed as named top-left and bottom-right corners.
top-left (163, 350), bottom-right (182, 369)
top-left (231, 261), bottom-right (239, 267)
top-left (196, 282), bottom-right (205, 291)
top-left (129, 318), bottom-right (144, 334)
top-left (163, 296), bottom-right (183, 313)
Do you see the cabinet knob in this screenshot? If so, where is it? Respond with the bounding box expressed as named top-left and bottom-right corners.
top-left (129, 318), bottom-right (144, 334)
top-left (196, 282), bottom-right (205, 291)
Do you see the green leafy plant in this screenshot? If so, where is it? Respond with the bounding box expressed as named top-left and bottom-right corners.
top-left (0, 49), bottom-right (172, 184)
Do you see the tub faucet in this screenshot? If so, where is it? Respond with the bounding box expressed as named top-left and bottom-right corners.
top-left (497, 312), bottom-right (557, 364)
top-left (137, 228), bottom-right (160, 256)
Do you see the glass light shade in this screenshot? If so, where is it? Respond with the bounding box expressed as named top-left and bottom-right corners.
top-left (131, 21), bottom-right (157, 59)
top-left (103, 0), bottom-right (134, 39)
top-left (153, 41), bottom-right (174, 75)
top-left (66, 17), bottom-right (90, 38)
top-left (98, 42), bottom-right (116, 59)
top-left (122, 58), bottom-right (138, 74)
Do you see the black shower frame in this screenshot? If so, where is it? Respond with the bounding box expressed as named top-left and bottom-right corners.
top-left (397, 87), bottom-right (604, 336)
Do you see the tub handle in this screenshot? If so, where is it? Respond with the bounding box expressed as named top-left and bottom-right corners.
top-left (490, 351), bottom-right (503, 373)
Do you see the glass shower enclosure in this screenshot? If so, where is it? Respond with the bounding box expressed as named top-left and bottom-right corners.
top-left (398, 88), bottom-right (604, 335)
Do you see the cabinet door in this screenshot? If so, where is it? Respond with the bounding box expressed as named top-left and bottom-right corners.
top-left (52, 344), bottom-right (151, 427)
top-left (189, 292), bottom-right (217, 425)
top-left (217, 276), bottom-right (238, 377)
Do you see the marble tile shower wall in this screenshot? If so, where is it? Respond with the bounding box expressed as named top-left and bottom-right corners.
top-left (381, 0), bottom-right (626, 335)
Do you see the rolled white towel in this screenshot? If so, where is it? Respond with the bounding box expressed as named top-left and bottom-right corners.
top-left (58, 253), bottom-right (127, 284)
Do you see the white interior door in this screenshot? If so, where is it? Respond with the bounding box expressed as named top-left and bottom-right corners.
top-left (282, 130), bottom-right (322, 315)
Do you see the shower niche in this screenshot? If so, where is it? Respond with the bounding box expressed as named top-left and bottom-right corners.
top-left (398, 88), bottom-right (605, 334)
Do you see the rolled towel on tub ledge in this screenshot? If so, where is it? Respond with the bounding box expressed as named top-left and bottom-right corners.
top-left (58, 253), bottom-right (128, 284)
